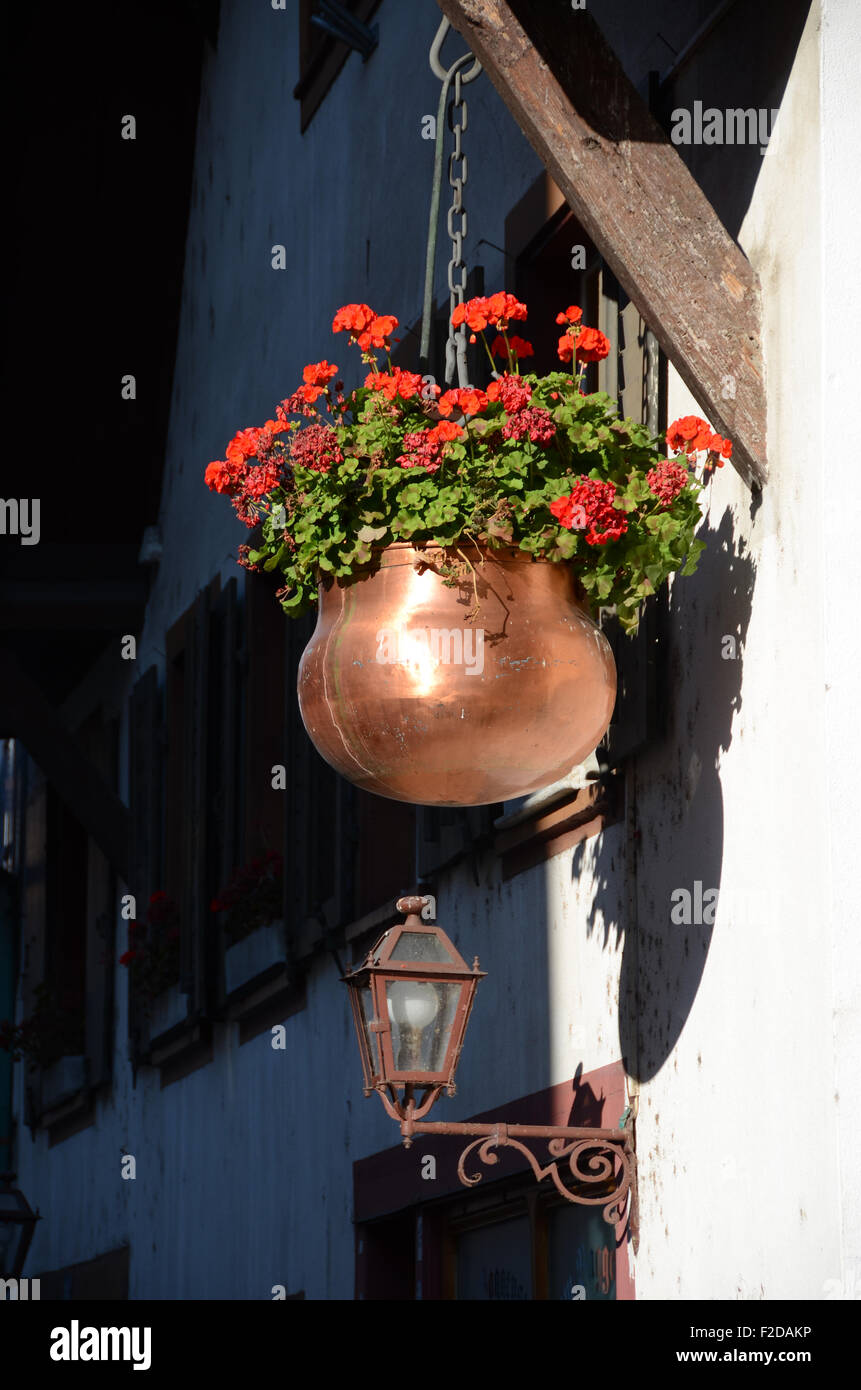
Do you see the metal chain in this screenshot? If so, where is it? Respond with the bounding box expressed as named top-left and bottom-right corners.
top-left (419, 19), bottom-right (481, 387)
top-left (445, 68), bottom-right (470, 387)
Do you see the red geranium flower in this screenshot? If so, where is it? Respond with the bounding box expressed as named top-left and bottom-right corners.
top-left (364, 367), bottom-right (424, 401)
top-left (433, 419), bottom-right (464, 442)
top-left (490, 334), bottom-right (534, 359)
top-left (666, 415), bottom-right (712, 454)
top-left (550, 496), bottom-right (588, 529)
top-left (356, 314), bottom-right (398, 351)
top-left (555, 305), bottom-right (583, 326)
top-left (486, 375), bottom-right (532, 412)
top-left (484, 291), bottom-right (528, 328)
top-left (452, 297), bottom-right (490, 332)
top-left (332, 303), bottom-right (375, 335)
top-left (647, 458), bottom-right (690, 506)
top-left (574, 327), bottom-right (611, 363)
top-left (205, 460), bottom-right (232, 494)
top-left (438, 386), bottom-right (489, 417)
top-left (550, 477), bottom-right (627, 545)
top-left (302, 360), bottom-right (339, 387)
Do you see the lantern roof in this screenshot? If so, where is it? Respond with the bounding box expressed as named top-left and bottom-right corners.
top-left (346, 898), bottom-right (484, 981)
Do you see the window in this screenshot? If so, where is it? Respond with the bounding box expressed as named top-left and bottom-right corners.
top-left (449, 1188), bottom-right (617, 1300)
top-left (9, 710), bottom-right (118, 1140)
top-left (354, 1068), bottom-right (634, 1300)
top-left (129, 578), bottom-right (241, 1073)
top-left (294, 0), bottom-right (381, 132)
top-left (484, 174), bottom-right (668, 875)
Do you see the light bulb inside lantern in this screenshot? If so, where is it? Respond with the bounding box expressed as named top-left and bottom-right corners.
top-left (387, 979), bottom-right (440, 1032)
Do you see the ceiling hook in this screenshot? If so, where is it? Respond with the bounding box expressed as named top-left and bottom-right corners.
top-left (429, 16), bottom-right (482, 84)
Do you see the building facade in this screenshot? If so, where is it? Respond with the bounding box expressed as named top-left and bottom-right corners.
top-left (1, 0), bottom-right (859, 1300)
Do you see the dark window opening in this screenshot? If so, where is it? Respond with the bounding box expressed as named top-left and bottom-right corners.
top-left (295, 0), bottom-right (381, 133)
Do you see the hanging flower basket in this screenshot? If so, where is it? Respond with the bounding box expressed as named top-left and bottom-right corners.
top-left (299, 541), bottom-right (614, 803)
top-left (205, 294), bottom-right (729, 804)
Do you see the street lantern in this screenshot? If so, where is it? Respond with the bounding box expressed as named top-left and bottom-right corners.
top-left (343, 897), bottom-right (484, 1123)
top-left (343, 898), bottom-right (636, 1222)
top-left (0, 1173), bottom-right (40, 1278)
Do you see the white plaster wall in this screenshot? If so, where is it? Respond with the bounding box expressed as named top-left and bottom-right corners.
top-left (820, 0), bottom-right (861, 1294)
top-left (622, 0), bottom-right (861, 1298)
top-left (14, 0), bottom-right (861, 1302)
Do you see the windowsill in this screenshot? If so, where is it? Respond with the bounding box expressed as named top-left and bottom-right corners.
top-left (33, 1054), bottom-right (95, 1145)
top-left (41, 1053), bottom-right (88, 1109)
top-left (343, 899), bottom-right (401, 947)
top-left (146, 981), bottom-right (187, 1042)
top-left (225, 919), bottom-right (294, 1030)
top-left (142, 983), bottom-right (212, 1084)
top-left (494, 752), bottom-right (604, 832)
top-left (494, 776), bottom-right (622, 881)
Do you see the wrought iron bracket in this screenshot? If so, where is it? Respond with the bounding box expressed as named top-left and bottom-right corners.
top-left (376, 1086), bottom-right (635, 1224)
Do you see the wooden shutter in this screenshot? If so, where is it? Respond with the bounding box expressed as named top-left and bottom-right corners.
top-left (80, 711), bottom-right (118, 1089)
top-left (129, 666), bottom-right (161, 907)
top-left (281, 611), bottom-right (358, 957)
top-left (210, 578), bottom-right (240, 890)
top-left (596, 267), bottom-right (663, 767)
top-left (180, 585), bottom-right (215, 1013)
top-left (128, 665), bottom-right (163, 1059)
top-left (243, 573), bottom-right (286, 861)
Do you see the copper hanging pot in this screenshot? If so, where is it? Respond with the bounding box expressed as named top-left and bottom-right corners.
top-left (297, 543), bottom-right (616, 806)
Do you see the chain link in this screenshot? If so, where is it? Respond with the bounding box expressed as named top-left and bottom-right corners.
top-left (446, 69), bottom-right (470, 387)
top-left (420, 18), bottom-right (481, 384)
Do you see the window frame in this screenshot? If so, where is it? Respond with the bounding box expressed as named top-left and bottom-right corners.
top-left (294, 0), bottom-right (381, 133)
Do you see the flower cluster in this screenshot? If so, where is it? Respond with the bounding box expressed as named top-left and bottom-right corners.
top-left (289, 422), bottom-right (343, 474)
top-left (557, 315), bottom-right (612, 365)
top-left (452, 291), bottom-right (527, 332)
top-left (204, 293), bottom-right (729, 633)
top-left (333, 304), bottom-right (398, 352)
top-left (550, 477), bottom-right (629, 546)
top-left (502, 405), bottom-right (556, 445)
top-left (397, 421), bottom-right (464, 472)
top-left (666, 415), bottom-right (732, 462)
top-left (647, 458), bottom-right (690, 506)
top-left (365, 367), bottom-right (429, 401)
top-left (119, 890), bottom-right (181, 1013)
top-left (211, 850), bottom-right (283, 947)
top-left (0, 983), bottom-right (85, 1068)
top-left (491, 334), bottom-right (533, 360)
top-left (486, 374), bottom-right (532, 412)
top-left (438, 386), bottom-right (488, 418)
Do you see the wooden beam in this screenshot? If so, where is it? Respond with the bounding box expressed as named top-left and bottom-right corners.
top-left (0, 648), bottom-right (130, 882)
top-left (437, 0), bottom-right (767, 488)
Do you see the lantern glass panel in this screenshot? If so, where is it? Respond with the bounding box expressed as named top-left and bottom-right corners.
top-left (389, 931), bottom-right (453, 963)
top-left (386, 978), bottom-right (462, 1073)
top-left (356, 982), bottom-right (381, 1078)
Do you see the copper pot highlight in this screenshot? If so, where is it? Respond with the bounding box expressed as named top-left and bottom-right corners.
top-left (297, 543), bottom-right (616, 806)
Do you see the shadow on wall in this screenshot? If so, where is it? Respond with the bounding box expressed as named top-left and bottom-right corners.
top-left (661, 0), bottom-right (815, 244)
top-left (570, 504), bottom-right (757, 1082)
top-left (510, 0), bottom-right (813, 247)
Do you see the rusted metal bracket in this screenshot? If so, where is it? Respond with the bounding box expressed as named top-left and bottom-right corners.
top-left (379, 1085), bottom-right (635, 1222)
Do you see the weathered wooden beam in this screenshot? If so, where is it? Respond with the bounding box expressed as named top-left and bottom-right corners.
top-left (0, 648), bottom-right (130, 882)
top-left (437, 0), bottom-right (767, 488)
